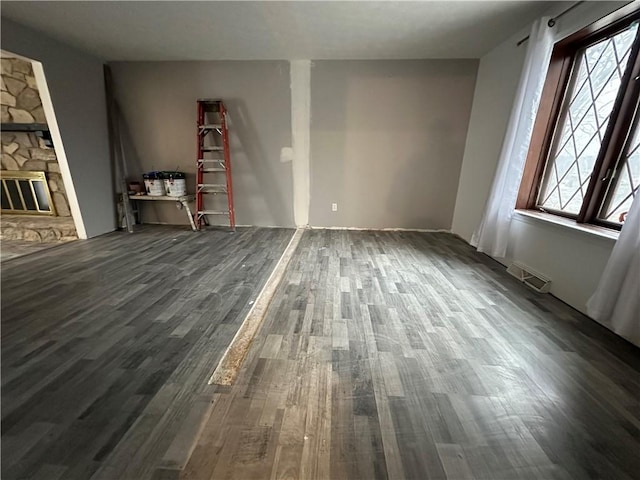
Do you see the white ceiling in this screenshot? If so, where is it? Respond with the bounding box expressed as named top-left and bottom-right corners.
top-left (1, 1), bottom-right (557, 61)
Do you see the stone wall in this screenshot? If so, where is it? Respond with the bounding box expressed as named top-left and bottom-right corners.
top-left (1, 55), bottom-right (77, 241)
top-left (1, 57), bottom-right (46, 124)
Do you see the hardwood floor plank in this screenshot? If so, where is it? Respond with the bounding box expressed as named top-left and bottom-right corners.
top-left (183, 230), bottom-right (640, 480)
top-left (1, 226), bottom-right (293, 480)
top-left (435, 443), bottom-right (474, 480)
top-left (4, 228), bottom-right (640, 479)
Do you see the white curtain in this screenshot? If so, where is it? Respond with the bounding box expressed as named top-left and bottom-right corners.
top-left (587, 194), bottom-right (640, 346)
top-left (471, 18), bottom-right (555, 258)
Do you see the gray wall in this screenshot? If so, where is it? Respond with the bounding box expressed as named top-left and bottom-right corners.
top-left (1, 18), bottom-right (115, 238)
top-left (310, 60), bottom-right (478, 229)
top-left (451, 37), bottom-right (526, 242)
top-left (109, 61), bottom-right (294, 227)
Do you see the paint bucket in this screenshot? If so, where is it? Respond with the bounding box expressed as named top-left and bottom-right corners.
top-left (163, 171), bottom-right (187, 197)
top-left (143, 171), bottom-right (165, 196)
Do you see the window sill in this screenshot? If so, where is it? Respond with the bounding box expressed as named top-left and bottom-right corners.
top-left (513, 210), bottom-right (619, 241)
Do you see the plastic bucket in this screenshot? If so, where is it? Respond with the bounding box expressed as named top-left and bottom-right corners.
top-left (143, 171), bottom-right (165, 196)
top-left (163, 171), bottom-right (187, 197)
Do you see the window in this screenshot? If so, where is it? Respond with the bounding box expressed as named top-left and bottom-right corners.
top-left (518, 5), bottom-right (640, 230)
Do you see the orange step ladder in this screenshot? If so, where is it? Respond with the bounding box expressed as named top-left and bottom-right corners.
top-left (195, 99), bottom-right (236, 231)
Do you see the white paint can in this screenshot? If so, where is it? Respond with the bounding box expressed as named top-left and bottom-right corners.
top-left (163, 172), bottom-right (187, 197)
top-left (143, 172), bottom-right (165, 196)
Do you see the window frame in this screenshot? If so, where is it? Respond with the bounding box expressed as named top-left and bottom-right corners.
top-left (517, 3), bottom-right (640, 231)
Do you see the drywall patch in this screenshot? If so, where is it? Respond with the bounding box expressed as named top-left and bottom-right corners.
top-left (280, 146), bottom-right (293, 163)
top-left (290, 60), bottom-right (311, 227)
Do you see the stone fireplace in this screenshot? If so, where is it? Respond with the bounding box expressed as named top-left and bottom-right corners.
top-left (1, 54), bottom-right (77, 243)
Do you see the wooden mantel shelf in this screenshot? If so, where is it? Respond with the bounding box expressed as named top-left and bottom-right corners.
top-left (2, 123), bottom-right (49, 132)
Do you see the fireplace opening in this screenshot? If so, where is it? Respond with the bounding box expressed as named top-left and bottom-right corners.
top-left (1, 171), bottom-right (55, 215)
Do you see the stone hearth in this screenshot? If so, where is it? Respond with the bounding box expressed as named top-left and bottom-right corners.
top-left (1, 215), bottom-right (77, 242)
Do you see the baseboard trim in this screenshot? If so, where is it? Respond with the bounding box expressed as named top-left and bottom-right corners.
top-left (306, 226), bottom-right (451, 233)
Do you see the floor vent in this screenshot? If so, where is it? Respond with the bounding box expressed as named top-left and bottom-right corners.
top-left (506, 262), bottom-right (551, 293)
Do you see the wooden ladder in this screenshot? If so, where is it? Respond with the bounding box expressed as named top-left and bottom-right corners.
top-left (195, 99), bottom-right (236, 231)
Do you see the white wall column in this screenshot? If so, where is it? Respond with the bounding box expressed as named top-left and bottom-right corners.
top-left (290, 60), bottom-right (311, 227)
top-left (32, 60), bottom-right (87, 239)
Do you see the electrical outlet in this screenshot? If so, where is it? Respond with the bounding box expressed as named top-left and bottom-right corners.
top-left (331, 203), bottom-right (338, 212)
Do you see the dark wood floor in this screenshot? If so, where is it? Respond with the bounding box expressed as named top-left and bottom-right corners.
top-left (1, 226), bottom-right (294, 480)
top-left (183, 230), bottom-right (640, 480)
top-left (3, 228), bottom-right (640, 479)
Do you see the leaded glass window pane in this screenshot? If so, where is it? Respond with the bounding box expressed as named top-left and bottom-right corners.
top-left (598, 120), bottom-right (640, 224)
top-left (538, 23), bottom-right (638, 214)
